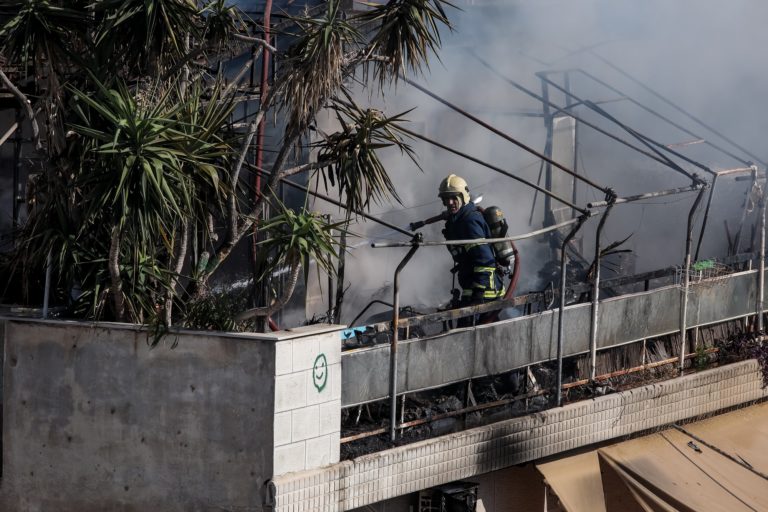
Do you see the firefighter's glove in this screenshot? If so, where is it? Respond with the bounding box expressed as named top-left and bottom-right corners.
top-left (471, 288), bottom-right (485, 304)
top-left (409, 220), bottom-right (425, 231)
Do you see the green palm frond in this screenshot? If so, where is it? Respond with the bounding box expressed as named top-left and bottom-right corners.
top-left (201, 0), bottom-right (249, 50)
top-left (256, 201), bottom-right (344, 279)
top-left (357, 0), bottom-right (454, 86)
top-left (277, 0), bottom-right (362, 137)
top-left (0, 0), bottom-right (89, 75)
top-left (314, 94), bottom-right (420, 212)
top-left (93, 0), bottom-right (201, 72)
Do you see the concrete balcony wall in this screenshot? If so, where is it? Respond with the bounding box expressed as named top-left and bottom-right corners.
top-left (0, 318), bottom-right (345, 512)
top-left (343, 269), bottom-right (762, 405)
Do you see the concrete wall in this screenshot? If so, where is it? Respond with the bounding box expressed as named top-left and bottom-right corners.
top-left (0, 319), bottom-right (345, 512)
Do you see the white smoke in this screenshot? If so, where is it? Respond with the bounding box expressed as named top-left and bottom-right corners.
top-left (310, 0), bottom-right (768, 325)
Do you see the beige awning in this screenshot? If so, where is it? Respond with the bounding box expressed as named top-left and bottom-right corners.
top-left (537, 402), bottom-right (768, 511)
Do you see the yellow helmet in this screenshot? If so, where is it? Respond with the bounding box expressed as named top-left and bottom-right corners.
top-left (438, 174), bottom-right (470, 205)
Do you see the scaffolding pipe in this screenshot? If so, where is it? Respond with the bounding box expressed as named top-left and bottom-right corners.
top-left (679, 186), bottom-right (708, 371)
top-left (557, 214), bottom-right (589, 406)
top-left (589, 196), bottom-right (616, 380)
top-left (402, 78), bottom-right (610, 195)
top-left (398, 126), bottom-right (587, 214)
top-left (588, 183), bottom-right (703, 208)
top-left (389, 241), bottom-right (420, 441)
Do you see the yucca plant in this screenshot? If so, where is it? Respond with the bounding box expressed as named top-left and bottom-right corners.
top-left (236, 198), bottom-right (345, 321)
top-left (315, 95), bottom-right (420, 212)
top-left (276, 0), bottom-right (361, 137)
top-left (64, 76), bottom-right (233, 321)
top-left (1, 0), bottom-right (456, 331)
top-left (357, 0), bottom-right (454, 86)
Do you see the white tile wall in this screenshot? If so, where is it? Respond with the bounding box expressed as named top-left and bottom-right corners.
top-left (275, 372), bottom-right (307, 413)
top-left (271, 360), bottom-right (768, 512)
top-left (305, 434), bottom-right (332, 468)
top-left (274, 442), bottom-right (306, 476)
top-left (292, 405), bottom-right (320, 442)
top-left (274, 411), bottom-right (292, 447)
top-left (272, 326), bottom-right (344, 478)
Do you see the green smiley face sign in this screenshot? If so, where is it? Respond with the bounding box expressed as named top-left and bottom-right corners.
top-left (313, 353), bottom-right (328, 392)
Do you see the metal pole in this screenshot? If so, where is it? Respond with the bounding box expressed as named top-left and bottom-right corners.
top-left (541, 76), bottom-right (554, 226)
top-left (758, 182), bottom-right (768, 331)
top-left (587, 183), bottom-right (703, 208)
top-left (732, 167), bottom-right (757, 255)
top-left (679, 186), bottom-right (707, 371)
top-left (389, 241), bottom-right (420, 441)
top-left (557, 215), bottom-right (589, 406)
top-left (589, 197), bottom-right (615, 380)
top-left (694, 173), bottom-right (718, 261)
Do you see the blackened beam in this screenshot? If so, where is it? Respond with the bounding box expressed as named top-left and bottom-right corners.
top-left (470, 53), bottom-right (692, 173)
top-left (401, 77), bottom-right (611, 195)
top-left (397, 126), bottom-right (589, 214)
top-left (589, 51), bottom-right (768, 169)
top-left (537, 72), bottom-right (704, 179)
top-left (242, 162), bottom-right (415, 237)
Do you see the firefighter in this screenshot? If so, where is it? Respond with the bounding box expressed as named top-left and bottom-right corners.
top-left (439, 174), bottom-right (505, 323)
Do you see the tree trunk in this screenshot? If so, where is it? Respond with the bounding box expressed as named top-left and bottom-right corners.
top-left (234, 253), bottom-right (301, 322)
top-left (109, 226), bottom-right (124, 321)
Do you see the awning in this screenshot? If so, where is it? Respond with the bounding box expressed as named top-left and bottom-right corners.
top-left (536, 402), bottom-right (768, 511)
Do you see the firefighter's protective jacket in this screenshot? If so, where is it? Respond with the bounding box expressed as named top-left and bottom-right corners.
top-left (443, 202), bottom-right (505, 300)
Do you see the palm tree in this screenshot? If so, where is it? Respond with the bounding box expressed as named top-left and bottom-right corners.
top-left (0, 0), bottom-right (454, 330)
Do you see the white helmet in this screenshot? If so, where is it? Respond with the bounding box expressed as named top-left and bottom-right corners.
top-left (438, 174), bottom-right (470, 205)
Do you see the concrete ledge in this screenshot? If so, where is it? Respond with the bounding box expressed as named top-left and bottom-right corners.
top-left (270, 360), bottom-right (768, 512)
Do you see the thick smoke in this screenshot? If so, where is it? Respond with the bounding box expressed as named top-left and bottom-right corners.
top-left (310, 0), bottom-right (768, 325)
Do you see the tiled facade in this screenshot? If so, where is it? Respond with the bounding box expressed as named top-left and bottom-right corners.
top-left (269, 359), bottom-right (768, 511)
top-left (273, 327), bottom-right (343, 476)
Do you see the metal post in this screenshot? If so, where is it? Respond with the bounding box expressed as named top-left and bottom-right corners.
top-left (389, 241), bottom-right (420, 441)
top-left (589, 196), bottom-right (616, 380)
top-left (694, 173), bottom-right (718, 261)
top-left (758, 180), bottom-right (768, 331)
top-left (557, 215), bottom-right (589, 406)
top-left (541, 77), bottom-right (554, 227)
top-left (732, 167), bottom-right (757, 255)
top-left (679, 186), bottom-right (707, 371)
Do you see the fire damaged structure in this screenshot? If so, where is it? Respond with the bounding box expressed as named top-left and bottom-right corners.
top-left (2, 1), bottom-right (768, 512)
